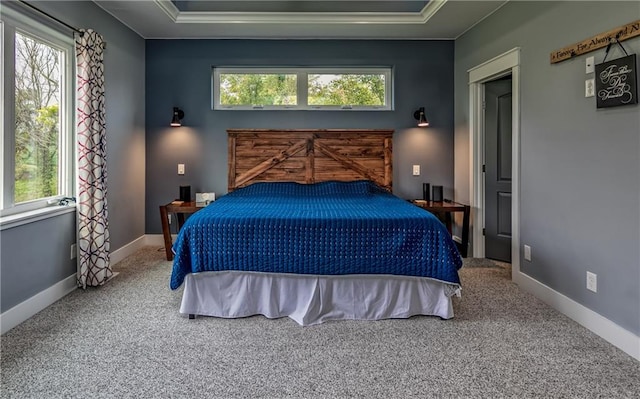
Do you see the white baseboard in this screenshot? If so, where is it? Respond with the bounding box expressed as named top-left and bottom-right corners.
top-left (0, 274), bottom-right (77, 335)
top-left (110, 235), bottom-right (146, 266)
top-left (514, 271), bottom-right (640, 361)
top-left (1, 234), bottom-right (148, 335)
top-left (144, 233), bottom-right (177, 247)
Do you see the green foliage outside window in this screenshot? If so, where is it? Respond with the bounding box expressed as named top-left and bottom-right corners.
top-left (14, 32), bottom-right (61, 203)
top-left (308, 74), bottom-right (385, 106)
top-left (217, 70), bottom-right (388, 108)
top-left (220, 74), bottom-right (297, 106)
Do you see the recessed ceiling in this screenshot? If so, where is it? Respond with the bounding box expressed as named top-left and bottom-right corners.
top-left (93, 0), bottom-right (509, 40)
top-left (172, 1), bottom-right (431, 13)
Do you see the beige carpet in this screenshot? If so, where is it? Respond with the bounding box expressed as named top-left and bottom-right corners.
top-left (1, 247), bottom-right (638, 398)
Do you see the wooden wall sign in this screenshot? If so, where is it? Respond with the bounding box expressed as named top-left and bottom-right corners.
top-left (550, 20), bottom-right (640, 64)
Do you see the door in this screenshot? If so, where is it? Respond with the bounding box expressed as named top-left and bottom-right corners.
top-left (484, 77), bottom-right (512, 262)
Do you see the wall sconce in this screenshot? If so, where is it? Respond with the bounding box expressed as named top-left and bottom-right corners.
top-left (170, 107), bottom-right (185, 127)
top-left (413, 107), bottom-right (429, 127)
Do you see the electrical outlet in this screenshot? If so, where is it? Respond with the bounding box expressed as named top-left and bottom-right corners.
top-left (412, 165), bottom-right (420, 176)
top-left (585, 78), bottom-right (595, 97)
top-left (168, 214), bottom-right (172, 225)
top-left (524, 245), bottom-right (531, 261)
top-left (586, 271), bottom-right (597, 293)
top-left (70, 243), bottom-right (77, 260)
top-left (178, 164), bottom-right (185, 175)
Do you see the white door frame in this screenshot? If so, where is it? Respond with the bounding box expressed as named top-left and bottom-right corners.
top-left (468, 47), bottom-right (521, 277)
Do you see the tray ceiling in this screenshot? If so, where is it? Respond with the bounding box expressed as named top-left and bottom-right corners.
top-left (93, 0), bottom-right (509, 40)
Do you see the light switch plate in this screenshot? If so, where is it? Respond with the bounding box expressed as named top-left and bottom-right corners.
top-left (412, 165), bottom-right (420, 176)
top-left (586, 56), bottom-right (595, 74)
top-left (178, 163), bottom-right (185, 175)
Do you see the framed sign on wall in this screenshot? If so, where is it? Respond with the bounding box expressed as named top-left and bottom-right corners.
top-left (595, 53), bottom-right (637, 108)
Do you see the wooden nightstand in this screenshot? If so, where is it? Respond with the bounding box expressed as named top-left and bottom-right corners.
top-left (159, 201), bottom-right (203, 261)
top-left (410, 200), bottom-right (470, 257)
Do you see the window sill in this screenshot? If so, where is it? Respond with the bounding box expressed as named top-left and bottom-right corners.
top-left (0, 205), bottom-right (76, 231)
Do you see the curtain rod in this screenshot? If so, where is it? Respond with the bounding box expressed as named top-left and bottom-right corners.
top-left (19, 0), bottom-right (84, 36)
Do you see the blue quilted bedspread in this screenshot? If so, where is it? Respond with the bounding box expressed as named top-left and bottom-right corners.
top-left (170, 181), bottom-right (462, 290)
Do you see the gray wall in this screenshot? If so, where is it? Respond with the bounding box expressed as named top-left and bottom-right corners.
top-left (145, 40), bottom-right (455, 233)
top-left (1, 1), bottom-right (145, 313)
top-left (454, 1), bottom-right (640, 334)
top-left (0, 213), bottom-right (76, 311)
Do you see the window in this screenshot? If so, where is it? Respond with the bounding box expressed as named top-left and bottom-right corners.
top-left (1, 7), bottom-right (74, 217)
top-left (213, 67), bottom-right (392, 110)
top-left (219, 71), bottom-right (297, 107)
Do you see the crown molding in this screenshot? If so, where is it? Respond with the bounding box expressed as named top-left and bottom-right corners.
top-left (153, 0), bottom-right (448, 25)
top-left (155, 0), bottom-right (180, 20)
top-left (419, 0), bottom-right (447, 23)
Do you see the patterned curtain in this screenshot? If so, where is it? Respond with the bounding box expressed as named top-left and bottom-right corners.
top-left (76, 30), bottom-right (111, 288)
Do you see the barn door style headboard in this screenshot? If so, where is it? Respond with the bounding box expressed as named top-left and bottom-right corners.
top-left (227, 129), bottom-right (393, 192)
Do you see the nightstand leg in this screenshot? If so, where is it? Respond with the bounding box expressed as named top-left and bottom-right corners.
top-left (177, 213), bottom-right (186, 230)
top-left (159, 205), bottom-right (174, 261)
top-left (460, 205), bottom-right (470, 258)
top-left (444, 212), bottom-right (453, 234)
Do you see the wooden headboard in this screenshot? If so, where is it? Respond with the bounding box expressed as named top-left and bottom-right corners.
top-left (228, 129), bottom-right (393, 192)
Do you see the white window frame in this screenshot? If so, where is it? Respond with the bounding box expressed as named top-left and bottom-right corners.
top-left (1, 6), bottom-right (75, 219)
top-left (213, 67), bottom-right (393, 111)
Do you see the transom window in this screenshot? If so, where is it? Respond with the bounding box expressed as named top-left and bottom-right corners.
top-left (213, 67), bottom-right (392, 110)
top-left (1, 7), bottom-right (74, 217)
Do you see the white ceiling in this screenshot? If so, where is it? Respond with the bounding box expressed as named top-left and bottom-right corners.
top-left (92, 0), bottom-right (509, 40)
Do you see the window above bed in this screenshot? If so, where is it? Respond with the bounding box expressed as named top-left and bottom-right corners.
top-left (212, 67), bottom-right (393, 111)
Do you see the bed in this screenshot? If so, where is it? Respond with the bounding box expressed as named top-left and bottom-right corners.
top-left (170, 129), bottom-right (463, 325)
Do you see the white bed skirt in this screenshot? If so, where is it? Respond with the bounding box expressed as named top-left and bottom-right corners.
top-left (180, 271), bottom-right (460, 326)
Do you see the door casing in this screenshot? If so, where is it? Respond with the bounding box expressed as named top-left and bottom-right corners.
top-left (468, 47), bottom-right (520, 278)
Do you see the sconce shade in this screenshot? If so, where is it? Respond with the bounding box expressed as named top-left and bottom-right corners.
top-left (413, 107), bottom-right (429, 127)
top-left (171, 107), bottom-right (185, 127)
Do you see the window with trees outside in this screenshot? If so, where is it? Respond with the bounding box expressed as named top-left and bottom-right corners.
top-left (1, 9), bottom-right (74, 218)
top-left (213, 67), bottom-right (392, 110)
